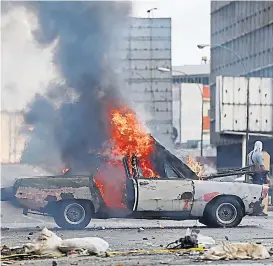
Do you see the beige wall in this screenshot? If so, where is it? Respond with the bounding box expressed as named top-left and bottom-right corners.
top-left (0, 111), bottom-right (26, 163)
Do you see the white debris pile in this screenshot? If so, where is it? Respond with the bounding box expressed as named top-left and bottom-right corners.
top-left (24, 228), bottom-right (62, 255)
top-left (203, 242), bottom-right (270, 261)
top-left (59, 237), bottom-right (109, 255)
top-left (186, 228), bottom-right (216, 248)
top-left (24, 228), bottom-right (109, 256)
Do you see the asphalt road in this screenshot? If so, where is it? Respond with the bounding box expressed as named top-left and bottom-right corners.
top-left (1, 214), bottom-right (273, 266)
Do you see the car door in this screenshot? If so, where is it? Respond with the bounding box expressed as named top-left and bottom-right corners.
top-left (135, 163), bottom-right (194, 212)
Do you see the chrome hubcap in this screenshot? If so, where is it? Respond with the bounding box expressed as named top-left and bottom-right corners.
top-left (64, 203), bottom-right (85, 225)
top-left (216, 203), bottom-right (237, 225)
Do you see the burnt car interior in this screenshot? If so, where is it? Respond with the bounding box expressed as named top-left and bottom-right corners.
top-left (144, 137), bottom-right (199, 180)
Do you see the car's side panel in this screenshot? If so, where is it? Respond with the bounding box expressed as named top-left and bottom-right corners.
top-left (14, 177), bottom-right (100, 212)
top-left (190, 180), bottom-right (263, 216)
top-left (136, 179), bottom-right (194, 212)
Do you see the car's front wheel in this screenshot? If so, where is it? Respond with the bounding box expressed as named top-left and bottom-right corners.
top-left (200, 197), bottom-right (244, 228)
top-left (53, 200), bottom-right (92, 230)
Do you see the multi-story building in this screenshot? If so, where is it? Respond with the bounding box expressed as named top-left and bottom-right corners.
top-left (121, 17), bottom-right (173, 145)
top-left (172, 64), bottom-right (210, 85)
top-left (171, 64), bottom-right (211, 148)
top-left (210, 1), bottom-right (273, 168)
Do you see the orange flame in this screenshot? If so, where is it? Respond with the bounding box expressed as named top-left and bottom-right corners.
top-left (108, 106), bottom-right (158, 178)
top-left (93, 105), bottom-right (159, 209)
top-left (94, 162), bottom-right (126, 208)
top-left (186, 156), bottom-right (203, 179)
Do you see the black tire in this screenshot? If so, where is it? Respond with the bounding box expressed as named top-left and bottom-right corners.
top-left (201, 197), bottom-right (243, 228)
top-left (53, 200), bottom-right (92, 230)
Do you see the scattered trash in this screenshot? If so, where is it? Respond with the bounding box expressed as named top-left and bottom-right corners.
top-left (1, 245), bottom-right (26, 256)
top-left (166, 228), bottom-right (199, 249)
top-left (197, 233), bottom-right (215, 248)
top-left (106, 247), bottom-right (204, 256)
top-left (24, 228), bottom-right (63, 255)
top-left (0, 227), bottom-right (109, 262)
top-left (137, 228), bottom-right (144, 232)
top-left (142, 237), bottom-right (148, 241)
top-left (2, 260), bottom-right (17, 265)
top-left (203, 242), bottom-right (270, 261)
top-left (166, 228), bottom-right (215, 250)
top-left (58, 237), bottom-right (109, 255)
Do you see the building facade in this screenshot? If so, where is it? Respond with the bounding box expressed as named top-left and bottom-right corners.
top-left (171, 64), bottom-right (210, 148)
top-left (210, 1), bottom-right (273, 167)
top-left (172, 64), bottom-right (210, 85)
top-left (1, 111), bottom-right (26, 163)
top-left (121, 17), bottom-right (173, 145)
top-left (172, 83), bottom-right (210, 146)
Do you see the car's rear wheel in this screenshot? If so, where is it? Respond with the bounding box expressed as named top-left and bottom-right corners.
top-left (200, 197), bottom-right (243, 228)
top-left (53, 200), bottom-right (92, 230)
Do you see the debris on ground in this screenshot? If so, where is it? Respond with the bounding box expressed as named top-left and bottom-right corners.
top-left (58, 237), bottom-right (109, 255)
top-left (166, 228), bottom-right (215, 249)
top-left (106, 247), bottom-right (204, 256)
top-left (202, 242), bottom-right (270, 260)
top-left (24, 228), bottom-right (63, 255)
top-left (166, 228), bottom-right (198, 249)
top-left (0, 228), bottom-right (109, 262)
top-left (195, 232), bottom-right (215, 248)
top-left (1, 245), bottom-right (26, 256)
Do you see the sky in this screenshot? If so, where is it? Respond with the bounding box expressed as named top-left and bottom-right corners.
top-left (133, 0), bottom-right (211, 66)
top-left (1, 0), bottom-right (211, 111)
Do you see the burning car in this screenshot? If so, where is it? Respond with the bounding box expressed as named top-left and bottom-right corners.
top-left (2, 107), bottom-right (269, 229)
top-left (7, 141), bottom-right (269, 230)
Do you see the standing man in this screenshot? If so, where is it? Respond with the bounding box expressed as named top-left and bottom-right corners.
top-left (247, 140), bottom-right (270, 216)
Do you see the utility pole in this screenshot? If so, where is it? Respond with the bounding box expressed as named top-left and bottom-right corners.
top-left (147, 8), bottom-right (157, 132)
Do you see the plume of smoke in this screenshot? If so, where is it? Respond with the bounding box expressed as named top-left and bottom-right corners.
top-left (4, 1), bottom-right (132, 172)
top-left (1, 4), bottom-right (56, 112)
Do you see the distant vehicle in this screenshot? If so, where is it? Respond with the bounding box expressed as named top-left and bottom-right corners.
top-left (6, 150), bottom-right (269, 230)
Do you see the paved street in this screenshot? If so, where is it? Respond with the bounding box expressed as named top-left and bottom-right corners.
top-left (1, 206), bottom-right (273, 265)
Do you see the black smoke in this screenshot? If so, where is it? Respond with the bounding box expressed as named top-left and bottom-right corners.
top-left (7, 1), bottom-right (132, 172)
